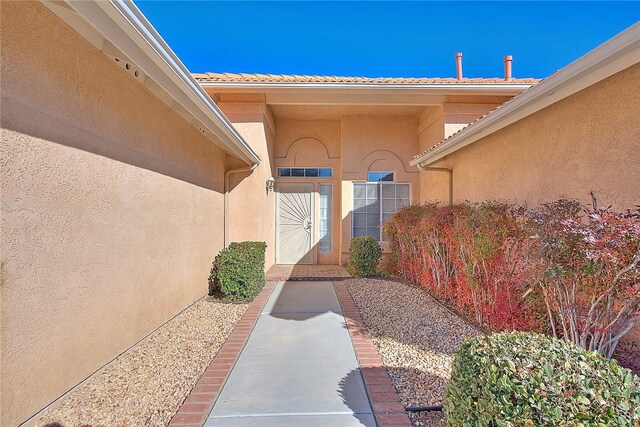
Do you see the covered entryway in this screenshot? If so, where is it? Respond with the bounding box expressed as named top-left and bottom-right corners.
top-left (276, 183), bottom-right (314, 264)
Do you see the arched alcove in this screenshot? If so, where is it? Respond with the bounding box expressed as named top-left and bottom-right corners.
top-left (282, 137), bottom-right (331, 166)
top-left (359, 150), bottom-right (416, 177)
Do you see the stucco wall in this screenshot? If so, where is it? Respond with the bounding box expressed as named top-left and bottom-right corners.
top-left (218, 101), bottom-right (277, 270)
top-left (1, 3), bottom-right (226, 425)
top-left (341, 116), bottom-right (421, 257)
top-left (422, 63), bottom-right (640, 210)
top-left (418, 107), bottom-right (449, 203)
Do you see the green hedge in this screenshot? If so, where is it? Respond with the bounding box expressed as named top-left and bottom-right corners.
top-left (208, 241), bottom-right (266, 302)
top-left (347, 236), bottom-right (382, 277)
top-left (445, 331), bottom-right (640, 426)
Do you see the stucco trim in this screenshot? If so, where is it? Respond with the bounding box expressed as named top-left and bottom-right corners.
top-left (278, 137), bottom-right (340, 160)
top-left (410, 22), bottom-right (640, 168)
top-left (359, 150), bottom-right (419, 175)
top-left (40, 0), bottom-right (261, 166)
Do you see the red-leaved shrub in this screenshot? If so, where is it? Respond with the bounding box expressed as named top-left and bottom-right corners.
top-left (383, 198), bottom-right (640, 358)
top-left (531, 199), bottom-right (640, 358)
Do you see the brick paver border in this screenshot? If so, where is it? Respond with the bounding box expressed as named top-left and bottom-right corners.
top-left (168, 282), bottom-right (277, 427)
top-left (333, 281), bottom-right (412, 427)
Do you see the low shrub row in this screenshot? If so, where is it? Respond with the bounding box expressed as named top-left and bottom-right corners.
top-left (208, 241), bottom-right (266, 302)
top-left (383, 199), bottom-right (640, 358)
top-left (446, 332), bottom-right (640, 426)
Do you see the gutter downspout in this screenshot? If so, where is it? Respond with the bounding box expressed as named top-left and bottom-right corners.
top-left (224, 163), bottom-right (259, 248)
top-left (416, 165), bottom-right (453, 206)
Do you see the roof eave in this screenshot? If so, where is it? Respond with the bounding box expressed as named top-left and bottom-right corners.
top-left (199, 81), bottom-right (534, 95)
top-left (410, 22), bottom-right (640, 168)
top-left (41, 0), bottom-right (260, 166)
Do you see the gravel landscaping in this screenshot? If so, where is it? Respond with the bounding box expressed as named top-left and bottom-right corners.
top-left (35, 298), bottom-right (247, 427)
top-left (346, 278), bottom-right (483, 427)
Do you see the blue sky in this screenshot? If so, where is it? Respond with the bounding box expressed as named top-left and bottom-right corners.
top-left (136, 1), bottom-right (640, 79)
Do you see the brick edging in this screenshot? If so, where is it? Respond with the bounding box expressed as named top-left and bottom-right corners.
top-left (168, 282), bottom-right (277, 427)
top-left (333, 281), bottom-right (412, 427)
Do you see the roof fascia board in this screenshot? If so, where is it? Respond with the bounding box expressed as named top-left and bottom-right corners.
top-left (201, 82), bottom-right (532, 96)
top-left (41, 0), bottom-right (260, 166)
top-left (410, 22), bottom-right (640, 168)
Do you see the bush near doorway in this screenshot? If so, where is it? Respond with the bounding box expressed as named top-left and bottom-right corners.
top-left (348, 236), bottom-right (382, 277)
top-left (445, 332), bottom-right (640, 426)
top-left (209, 241), bottom-right (266, 302)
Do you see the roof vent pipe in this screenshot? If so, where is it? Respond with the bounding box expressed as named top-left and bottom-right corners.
top-left (455, 52), bottom-right (463, 80)
top-left (504, 55), bottom-right (513, 81)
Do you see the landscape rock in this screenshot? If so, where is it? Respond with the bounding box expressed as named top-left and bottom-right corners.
top-left (346, 278), bottom-right (482, 427)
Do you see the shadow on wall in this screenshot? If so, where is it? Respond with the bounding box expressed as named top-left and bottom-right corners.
top-left (2, 0), bottom-right (227, 194)
top-left (3, 96), bottom-right (225, 192)
top-left (225, 154), bottom-right (271, 194)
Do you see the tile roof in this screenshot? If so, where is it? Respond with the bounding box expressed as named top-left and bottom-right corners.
top-left (193, 72), bottom-right (540, 85)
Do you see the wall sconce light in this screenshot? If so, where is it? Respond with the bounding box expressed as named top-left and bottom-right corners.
top-left (266, 176), bottom-right (276, 194)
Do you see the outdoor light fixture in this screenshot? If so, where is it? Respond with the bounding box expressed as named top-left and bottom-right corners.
top-left (266, 177), bottom-right (276, 194)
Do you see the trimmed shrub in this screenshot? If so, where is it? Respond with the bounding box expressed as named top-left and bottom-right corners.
top-left (208, 241), bottom-right (266, 301)
top-left (348, 236), bottom-right (382, 277)
top-left (445, 331), bottom-right (640, 426)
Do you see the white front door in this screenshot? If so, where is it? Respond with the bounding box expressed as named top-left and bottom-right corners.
top-left (276, 183), bottom-right (314, 264)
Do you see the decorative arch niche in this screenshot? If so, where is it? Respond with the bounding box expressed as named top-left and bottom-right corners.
top-left (359, 150), bottom-right (417, 178)
top-left (280, 137), bottom-right (332, 166)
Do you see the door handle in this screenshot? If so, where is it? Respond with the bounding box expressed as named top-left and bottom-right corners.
top-left (303, 217), bottom-right (312, 231)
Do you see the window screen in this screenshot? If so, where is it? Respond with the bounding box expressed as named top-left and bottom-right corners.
top-left (353, 182), bottom-right (409, 241)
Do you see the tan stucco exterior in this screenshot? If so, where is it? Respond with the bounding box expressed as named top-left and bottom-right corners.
top-left (1, 3), bottom-right (229, 425)
top-left (420, 63), bottom-right (640, 210)
top-left (217, 99), bottom-right (277, 270)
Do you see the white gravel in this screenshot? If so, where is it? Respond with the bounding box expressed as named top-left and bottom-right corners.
top-left (346, 278), bottom-right (483, 427)
top-left (34, 297), bottom-right (247, 427)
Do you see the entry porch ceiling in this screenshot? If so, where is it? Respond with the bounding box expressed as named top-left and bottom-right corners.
top-left (270, 104), bottom-right (434, 120)
top-left (265, 91), bottom-right (445, 106)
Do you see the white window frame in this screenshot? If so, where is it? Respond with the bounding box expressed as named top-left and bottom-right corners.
top-left (352, 179), bottom-right (410, 242)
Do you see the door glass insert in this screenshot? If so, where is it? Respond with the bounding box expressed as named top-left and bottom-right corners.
top-left (318, 185), bottom-right (332, 254)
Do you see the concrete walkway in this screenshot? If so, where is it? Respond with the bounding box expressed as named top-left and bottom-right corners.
top-left (205, 281), bottom-right (376, 426)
